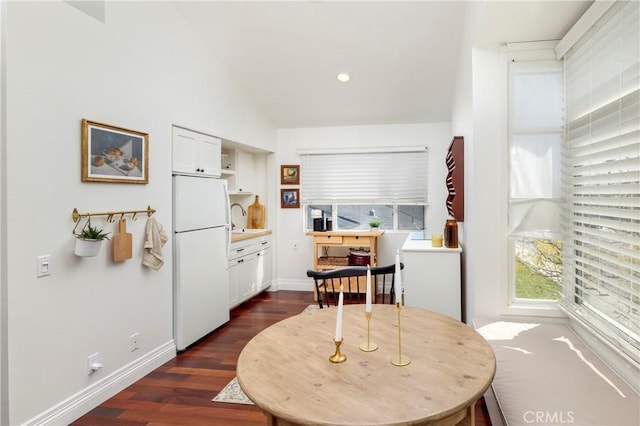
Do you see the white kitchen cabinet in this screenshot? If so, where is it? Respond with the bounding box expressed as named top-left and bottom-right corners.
top-left (237, 253), bottom-right (257, 301)
top-left (255, 240), bottom-right (272, 292)
top-left (228, 234), bottom-right (271, 309)
top-left (227, 257), bottom-right (240, 308)
top-left (401, 234), bottom-right (462, 321)
top-left (172, 126), bottom-right (221, 177)
top-left (228, 239), bottom-right (254, 309)
top-left (221, 149), bottom-right (254, 194)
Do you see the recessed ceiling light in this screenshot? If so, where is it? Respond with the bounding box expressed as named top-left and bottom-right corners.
top-left (336, 73), bottom-right (350, 83)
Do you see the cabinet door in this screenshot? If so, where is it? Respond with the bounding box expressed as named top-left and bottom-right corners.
top-left (172, 127), bottom-right (199, 174)
top-left (172, 126), bottom-right (221, 177)
top-left (256, 247), bottom-right (272, 291)
top-left (238, 254), bottom-right (257, 301)
top-left (198, 135), bottom-right (222, 178)
top-left (228, 260), bottom-right (240, 309)
top-left (236, 150), bottom-right (254, 193)
top-left (402, 250), bottom-right (461, 320)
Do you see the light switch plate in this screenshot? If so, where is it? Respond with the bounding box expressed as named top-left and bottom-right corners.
top-left (36, 255), bottom-right (51, 277)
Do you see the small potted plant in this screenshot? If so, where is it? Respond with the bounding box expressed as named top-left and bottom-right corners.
top-left (74, 223), bottom-right (110, 257)
top-left (368, 219), bottom-right (381, 229)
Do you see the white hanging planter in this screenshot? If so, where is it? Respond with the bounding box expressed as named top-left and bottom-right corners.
top-left (74, 237), bottom-right (103, 257)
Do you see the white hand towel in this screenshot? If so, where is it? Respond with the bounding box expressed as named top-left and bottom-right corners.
top-left (142, 217), bottom-right (168, 271)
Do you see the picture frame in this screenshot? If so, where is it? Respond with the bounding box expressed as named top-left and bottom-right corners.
top-left (280, 164), bottom-right (300, 185)
top-left (280, 188), bottom-right (300, 208)
top-left (81, 119), bottom-right (149, 184)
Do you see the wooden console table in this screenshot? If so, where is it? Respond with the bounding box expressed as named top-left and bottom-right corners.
top-left (305, 230), bottom-right (384, 270)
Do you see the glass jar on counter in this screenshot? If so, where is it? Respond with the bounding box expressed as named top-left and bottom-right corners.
top-left (444, 217), bottom-right (459, 248)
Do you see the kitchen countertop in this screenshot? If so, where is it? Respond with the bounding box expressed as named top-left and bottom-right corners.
top-left (401, 237), bottom-right (462, 253)
top-left (231, 229), bottom-right (272, 243)
top-left (401, 234), bottom-right (462, 253)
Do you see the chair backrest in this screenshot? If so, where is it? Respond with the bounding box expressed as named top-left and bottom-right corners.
top-left (306, 263), bottom-right (405, 308)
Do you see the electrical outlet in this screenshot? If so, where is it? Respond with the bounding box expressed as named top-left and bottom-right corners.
top-left (130, 332), bottom-right (140, 352)
top-left (87, 352), bottom-right (102, 374)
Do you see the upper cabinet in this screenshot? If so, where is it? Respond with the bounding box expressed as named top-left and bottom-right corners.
top-left (172, 126), bottom-right (222, 178)
top-left (222, 149), bottom-right (255, 194)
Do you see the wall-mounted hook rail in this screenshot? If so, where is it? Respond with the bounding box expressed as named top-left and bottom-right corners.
top-left (72, 205), bottom-right (156, 224)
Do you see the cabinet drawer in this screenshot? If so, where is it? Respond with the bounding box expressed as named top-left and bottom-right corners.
top-left (343, 236), bottom-right (372, 246)
top-left (315, 235), bottom-right (342, 244)
top-left (229, 242), bottom-right (257, 260)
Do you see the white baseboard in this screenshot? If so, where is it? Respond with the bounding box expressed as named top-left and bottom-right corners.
top-left (271, 278), bottom-right (314, 292)
top-left (25, 340), bottom-right (176, 426)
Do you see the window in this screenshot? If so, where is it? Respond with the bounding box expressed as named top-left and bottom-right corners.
top-left (507, 44), bottom-right (564, 306)
top-left (301, 149), bottom-right (428, 231)
top-left (561, 1), bottom-right (639, 363)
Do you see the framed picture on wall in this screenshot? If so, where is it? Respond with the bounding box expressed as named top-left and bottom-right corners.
top-left (280, 164), bottom-right (300, 185)
top-left (280, 188), bottom-right (300, 208)
top-left (81, 119), bottom-right (149, 184)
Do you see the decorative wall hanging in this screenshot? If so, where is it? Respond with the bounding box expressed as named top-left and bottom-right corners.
top-left (280, 164), bottom-right (300, 185)
top-left (280, 188), bottom-right (300, 208)
top-left (445, 136), bottom-right (464, 221)
top-left (81, 119), bottom-right (149, 184)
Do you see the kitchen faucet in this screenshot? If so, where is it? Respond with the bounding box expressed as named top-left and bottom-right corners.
top-left (230, 203), bottom-right (247, 229)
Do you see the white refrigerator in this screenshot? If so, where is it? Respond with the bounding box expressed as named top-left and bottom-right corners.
top-left (173, 175), bottom-right (231, 350)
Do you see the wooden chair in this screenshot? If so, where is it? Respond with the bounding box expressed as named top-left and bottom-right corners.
top-left (306, 263), bottom-right (404, 308)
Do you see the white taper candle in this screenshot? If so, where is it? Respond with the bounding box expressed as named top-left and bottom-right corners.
top-left (365, 265), bottom-right (372, 313)
top-left (395, 250), bottom-right (402, 306)
top-left (335, 286), bottom-right (344, 340)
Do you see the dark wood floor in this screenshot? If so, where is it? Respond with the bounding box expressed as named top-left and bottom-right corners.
top-left (73, 290), bottom-right (491, 425)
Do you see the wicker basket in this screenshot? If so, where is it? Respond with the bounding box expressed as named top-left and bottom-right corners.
top-left (318, 256), bottom-right (349, 267)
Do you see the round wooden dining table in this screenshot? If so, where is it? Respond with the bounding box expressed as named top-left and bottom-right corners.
top-left (237, 304), bottom-right (496, 426)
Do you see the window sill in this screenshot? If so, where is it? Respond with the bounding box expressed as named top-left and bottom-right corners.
top-left (502, 301), bottom-right (567, 319)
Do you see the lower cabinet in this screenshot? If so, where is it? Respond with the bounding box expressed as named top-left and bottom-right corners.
top-left (256, 245), bottom-right (272, 292)
top-left (401, 235), bottom-right (462, 321)
top-left (228, 235), bottom-right (271, 309)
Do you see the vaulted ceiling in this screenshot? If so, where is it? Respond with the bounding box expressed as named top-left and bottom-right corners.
top-left (174, 1), bottom-right (592, 129)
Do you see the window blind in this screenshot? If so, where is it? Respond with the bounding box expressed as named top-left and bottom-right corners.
top-left (508, 59), bottom-right (564, 238)
top-left (561, 0), bottom-right (640, 363)
top-left (300, 149), bottom-right (428, 204)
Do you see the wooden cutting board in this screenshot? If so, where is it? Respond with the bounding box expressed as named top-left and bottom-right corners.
top-left (247, 195), bottom-right (265, 229)
top-left (112, 218), bottom-right (133, 262)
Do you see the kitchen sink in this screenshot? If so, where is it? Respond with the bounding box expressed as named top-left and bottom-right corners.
top-left (232, 228), bottom-right (266, 234)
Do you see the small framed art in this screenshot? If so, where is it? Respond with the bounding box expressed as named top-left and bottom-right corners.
top-left (280, 188), bottom-right (300, 208)
top-left (280, 164), bottom-right (300, 185)
top-left (81, 119), bottom-right (149, 184)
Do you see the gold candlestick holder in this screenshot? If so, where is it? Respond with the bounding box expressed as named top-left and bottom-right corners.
top-left (359, 311), bottom-right (378, 352)
top-left (329, 338), bottom-right (347, 363)
top-left (390, 302), bottom-right (411, 366)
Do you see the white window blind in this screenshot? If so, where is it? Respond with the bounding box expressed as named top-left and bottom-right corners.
top-left (561, 0), bottom-right (640, 363)
top-left (508, 59), bottom-right (564, 237)
top-left (300, 149), bottom-right (428, 205)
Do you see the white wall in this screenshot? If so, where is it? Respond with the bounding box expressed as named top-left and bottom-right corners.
top-left (0, 1), bottom-right (7, 424)
top-left (275, 123), bottom-right (452, 290)
top-left (450, 1), bottom-right (475, 321)
top-left (465, 46), bottom-right (508, 320)
top-left (449, 1), bottom-right (510, 323)
top-left (5, 1), bottom-right (275, 424)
